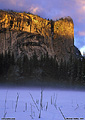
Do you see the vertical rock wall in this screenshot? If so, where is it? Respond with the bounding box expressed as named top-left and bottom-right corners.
top-left (53, 17), bottom-right (74, 61)
top-left (0, 10), bottom-right (74, 61)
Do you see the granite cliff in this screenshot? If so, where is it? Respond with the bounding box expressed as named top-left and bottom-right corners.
top-left (0, 10), bottom-right (75, 62)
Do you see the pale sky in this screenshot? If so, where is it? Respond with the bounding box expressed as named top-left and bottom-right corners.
top-left (0, 0), bottom-right (85, 54)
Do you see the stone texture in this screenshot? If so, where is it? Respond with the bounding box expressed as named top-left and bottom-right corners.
top-left (0, 10), bottom-right (75, 62)
top-left (54, 17), bottom-right (74, 62)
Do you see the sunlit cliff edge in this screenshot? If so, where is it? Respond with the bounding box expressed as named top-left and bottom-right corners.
top-left (0, 10), bottom-right (80, 62)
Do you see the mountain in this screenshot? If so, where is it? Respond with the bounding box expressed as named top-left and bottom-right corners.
top-left (0, 10), bottom-right (76, 62)
top-left (0, 10), bottom-right (85, 88)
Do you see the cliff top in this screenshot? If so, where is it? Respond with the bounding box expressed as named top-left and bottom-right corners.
top-left (0, 10), bottom-right (73, 23)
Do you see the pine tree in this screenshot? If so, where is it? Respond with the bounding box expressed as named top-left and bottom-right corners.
top-left (22, 54), bottom-right (29, 76)
top-left (67, 55), bottom-right (74, 86)
top-left (76, 58), bottom-right (82, 85)
top-left (11, 52), bottom-right (15, 65)
top-left (81, 58), bottom-right (85, 85)
top-left (32, 51), bottom-right (38, 69)
top-left (0, 53), bottom-right (4, 75)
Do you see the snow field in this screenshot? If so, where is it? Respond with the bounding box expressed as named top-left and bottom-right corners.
top-left (0, 88), bottom-right (85, 120)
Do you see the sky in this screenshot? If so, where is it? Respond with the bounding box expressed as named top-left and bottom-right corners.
top-left (0, 0), bottom-right (85, 55)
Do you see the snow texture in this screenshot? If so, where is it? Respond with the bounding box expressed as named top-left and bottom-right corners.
top-left (0, 87), bottom-right (85, 120)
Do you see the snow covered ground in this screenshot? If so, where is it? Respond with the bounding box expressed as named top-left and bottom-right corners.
top-left (0, 87), bottom-right (85, 120)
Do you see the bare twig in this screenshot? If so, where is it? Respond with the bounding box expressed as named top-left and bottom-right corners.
top-left (3, 112), bottom-right (7, 118)
top-left (15, 93), bottom-right (19, 112)
top-left (39, 90), bottom-right (43, 118)
top-left (29, 93), bottom-right (39, 111)
top-left (46, 102), bottom-right (48, 111)
top-left (30, 103), bottom-right (35, 119)
top-left (74, 104), bottom-right (79, 111)
top-left (58, 107), bottom-right (65, 120)
top-left (51, 96), bottom-right (52, 105)
top-left (4, 90), bottom-right (8, 118)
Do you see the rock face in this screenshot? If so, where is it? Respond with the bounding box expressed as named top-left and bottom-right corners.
top-left (74, 46), bottom-right (82, 58)
top-left (54, 17), bottom-right (74, 61)
top-left (0, 10), bottom-right (75, 62)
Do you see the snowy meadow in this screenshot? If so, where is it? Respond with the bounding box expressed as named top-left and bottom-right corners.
top-left (0, 87), bottom-right (85, 120)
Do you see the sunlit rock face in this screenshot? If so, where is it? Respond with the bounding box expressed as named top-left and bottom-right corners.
top-left (54, 17), bottom-right (74, 62)
top-left (0, 10), bottom-right (75, 62)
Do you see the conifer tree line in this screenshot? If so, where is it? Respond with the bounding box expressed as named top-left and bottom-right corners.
top-left (0, 51), bottom-right (85, 87)
top-left (0, 50), bottom-right (15, 76)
